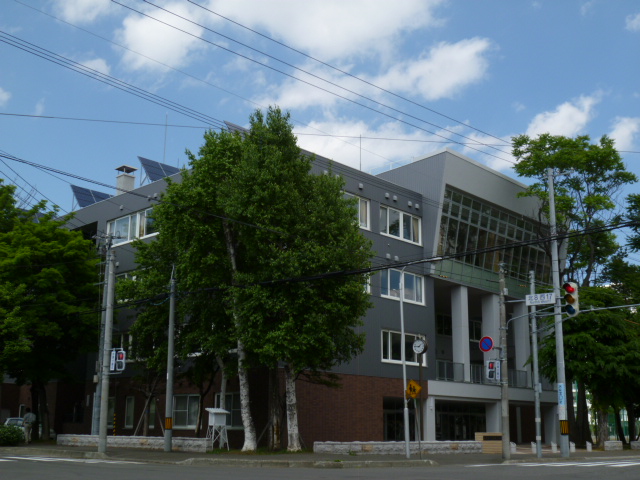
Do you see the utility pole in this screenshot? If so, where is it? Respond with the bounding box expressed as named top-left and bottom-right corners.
top-left (91, 236), bottom-right (111, 435)
top-left (164, 269), bottom-right (176, 452)
top-left (98, 243), bottom-right (116, 454)
top-left (398, 268), bottom-right (410, 459)
top-left (548, 168), bottom-right (570, 458)
top-left (498, 263), bottom-right (510, 460)
top-left (529, 270), bottom-right (543, 458)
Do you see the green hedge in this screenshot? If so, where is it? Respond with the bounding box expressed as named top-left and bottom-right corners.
top-left (0, 425), bottom-right (25, 446)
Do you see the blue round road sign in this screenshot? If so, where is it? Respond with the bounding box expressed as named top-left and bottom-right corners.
top-left (479, 336), bottom-right (494, 352)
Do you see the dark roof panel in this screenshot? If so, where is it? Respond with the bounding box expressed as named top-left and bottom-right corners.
top-left (71, 185), bottom-right (112, 208)
top-left (138, 156), bottom-right (180, 182)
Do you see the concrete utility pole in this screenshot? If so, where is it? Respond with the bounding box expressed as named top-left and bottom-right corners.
top-left (498, 263), bottom-right (510, 460)
top-left (91, 237), bottom-right (112, 435)
top-left (529, 270), bottom-right (543, 458)
top-left (547, 168), bottom-right (570, 458)
top-left (98, 245), bottom-right (116, 454)
top-left (164, 269), bottom-right (176, 452)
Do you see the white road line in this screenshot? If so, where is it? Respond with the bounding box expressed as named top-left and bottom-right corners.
top-left (4, 456), bottom-right (142, 464)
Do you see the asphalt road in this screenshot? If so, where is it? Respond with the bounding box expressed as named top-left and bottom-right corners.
top-left (3, 454), bottom-right (640, 480)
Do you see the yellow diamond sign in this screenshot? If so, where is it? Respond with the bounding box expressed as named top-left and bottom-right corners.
top-left (406, 380), bottom-right (422, 399)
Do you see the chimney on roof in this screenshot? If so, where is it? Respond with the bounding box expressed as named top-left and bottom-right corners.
top-left (115, 165), bottom-right (137, 195)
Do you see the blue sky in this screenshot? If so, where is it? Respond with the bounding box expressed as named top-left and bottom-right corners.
top-left (1, 0), bottom-right (640, 215)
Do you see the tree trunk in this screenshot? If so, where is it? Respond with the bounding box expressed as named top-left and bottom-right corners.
top-left (627, 402), bottom-right (637, 443)
top-left (268, 367), bottom-right (282, 451)
top-left (597, 407), bottom-right (610, 448)
top-left (237, 340), bottom-right (257, 451)
top-left (33, 381), bottom-right (50, 441)
top-left (575, 382), bottom-right (591, 446)
top-left (222, 219), bottom-right (256, 452)
top-left (284, 363), bottom-right (301, 452)
top-left (614, 409), bottom-right (627, 445)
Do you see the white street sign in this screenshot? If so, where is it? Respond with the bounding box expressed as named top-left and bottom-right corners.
top-left (525, 292), bottom-right (555, 306)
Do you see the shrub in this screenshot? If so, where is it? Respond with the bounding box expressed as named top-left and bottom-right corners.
top-left (0, 425), bottom-right (25, 446)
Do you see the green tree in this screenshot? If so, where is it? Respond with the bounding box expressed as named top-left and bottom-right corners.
top-left (124, 107), bottom-right (372, 451)
top-left (512, 133), bottom-right (637, 445)
top-left (0, 182), bottom-right (99, 439)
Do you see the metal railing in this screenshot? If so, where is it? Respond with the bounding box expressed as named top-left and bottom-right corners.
top-left (436, 360), bottom-right (464, 382)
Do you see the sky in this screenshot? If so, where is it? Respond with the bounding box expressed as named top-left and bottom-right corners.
top-left (1, 0), bottom-right (640, 216)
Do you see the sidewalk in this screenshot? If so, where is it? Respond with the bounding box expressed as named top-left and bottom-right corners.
top-left (1, 443), bottom-right (639, 468)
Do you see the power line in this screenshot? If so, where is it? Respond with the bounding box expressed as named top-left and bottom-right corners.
top-left (111, 0), bottom-right (514, 165)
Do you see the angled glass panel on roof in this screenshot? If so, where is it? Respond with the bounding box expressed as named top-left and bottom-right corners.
top-left (71, 184), bottom-right (112, 208)
top-left (138, 156), bottom-right (180, 183)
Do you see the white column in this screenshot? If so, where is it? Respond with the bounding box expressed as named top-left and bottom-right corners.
top-left (544, 404), bottom-right (559, 445)
top-left (424, 397), bottom-right (436, 441)
top-left (482, 294), bottom-right (500, 364)
top-left (485, 401), bottom-right (501, 432)
top-left (513, 301), bottom-right (531, 386)
top-left (452, 286), bottom-right (470, 382)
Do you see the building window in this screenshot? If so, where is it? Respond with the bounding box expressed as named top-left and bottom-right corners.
top-left (173, 394), bottom-right (200, 429)
top-left (469, 319), bottom-right (482, 342)
top-left (381, 330), bottom-right (426, 365)
top-left (125, 396), bottom-right (134, 429)
top-left (380, 206), bottom-right (421, 244)
top-left (214, 392), bottom-right (243, 429)
top-left (436, 314), bottom-right (452, 336)
top-left (381, 269), bottom-right (424, 304)
top-left (345, 193), bottom-right (370, 230)
top-left (107, 208), bottom-right (157, 245)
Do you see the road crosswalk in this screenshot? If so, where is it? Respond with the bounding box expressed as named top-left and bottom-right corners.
top-left (0, 455), bottom-right (143, 464)
top-left (468, 460), bottom-right (640, 468)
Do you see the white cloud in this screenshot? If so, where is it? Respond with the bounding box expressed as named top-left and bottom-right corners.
top-left (116, 2), bottom-right (209, 72)
top-left (213, 0), bottom-right (445, 61)
top-left (0, 87), bottom-right (11, 107)
top-left (80, 58), bottom-right (111, 76)
top-left (525, 93), bottom-right (601, 137)
top-left (580, 1), bottom-right (596, 16)
top-left (34, 98), bottom-right (45, 116)
top-left (610, 117), bottom-right (640, 151)
top-left (626, 13), bottom-right (640, 31)
top-left (51, 0), bottom-right (114, 24)
top-left (374, 38), bottom-right (493, 101)
top-left (253, 37), bottom-right (493, 112)
top-left (294, 119), bottom-right (462, 173)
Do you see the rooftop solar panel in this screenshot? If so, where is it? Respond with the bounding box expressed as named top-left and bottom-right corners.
top-left (138, 156), bottom-right (180, 182)
top-left (71, 185), bottom-right (112, 208)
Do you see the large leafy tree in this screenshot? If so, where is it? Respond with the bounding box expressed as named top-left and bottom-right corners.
top-left (512, 133), bottom-right (637, 445)
top-left (0, 182), bottom-right (99, 439)
top-left (125, 107), bottom-right (372, 451)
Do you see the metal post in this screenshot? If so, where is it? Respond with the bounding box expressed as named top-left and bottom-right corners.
top-left (98, 247), bottom-right (116, 453)
top-left (399, 268), bottom-right (410, 459)
top-left (164, 270), bottom-right (176, 452)
top-left (529, 270), bottom-right (543, 458)
top-left (498, 263), bottom-right (510, 460)
top-left (548, 168), bottom-right (570, 458)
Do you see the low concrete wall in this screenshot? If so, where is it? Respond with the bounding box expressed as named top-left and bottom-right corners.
top-left (313, 441), bottom-right (482, 455)
top-left (604, 440), bottom-right (623, 451)
top-left (57, 435), bottom-right (208, 453)
top-left (631, 441), bottom-right (640, 450)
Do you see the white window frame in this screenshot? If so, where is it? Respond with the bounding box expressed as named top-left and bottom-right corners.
top-left (345, 193), bottom-right (371, 230)
top-left (214, 392), bottom-right (243, 429)
top-left (381, 329), bottom-right (426, 365)
top-left (107, 208), bottom-right (158, 246)
top-left (173, 394), bottom-right (200, 429)
top-left (380, 206), bottom-right (421, 244)
top-left (380, 269), bottom-right (425, 305)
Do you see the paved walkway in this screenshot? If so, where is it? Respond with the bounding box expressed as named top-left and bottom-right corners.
top-left (1, 443), bottom-right (639, 468)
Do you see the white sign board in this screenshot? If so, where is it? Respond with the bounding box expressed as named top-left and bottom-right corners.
top-left (525, 292), bottom-right (555, 306)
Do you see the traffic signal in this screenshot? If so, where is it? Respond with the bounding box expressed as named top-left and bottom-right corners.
top-left (115, 350), bottom-right (126, 371)
top-left (486, 360), bottom-right (497, 380)
top-left (562, 282), bottom-right (579, 317)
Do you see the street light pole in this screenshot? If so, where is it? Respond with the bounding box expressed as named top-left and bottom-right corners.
top-left (498, 263), bottom-right (510, 460)
top-left (399, 267), bottom-right (410, 459)
top-left (164, 268), bottom-right (176, 452)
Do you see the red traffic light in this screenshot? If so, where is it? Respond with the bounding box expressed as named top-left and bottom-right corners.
top-left (562, 282), bottom-right (576, 294)
top-left (116, 352), bottom-right (125, 360)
